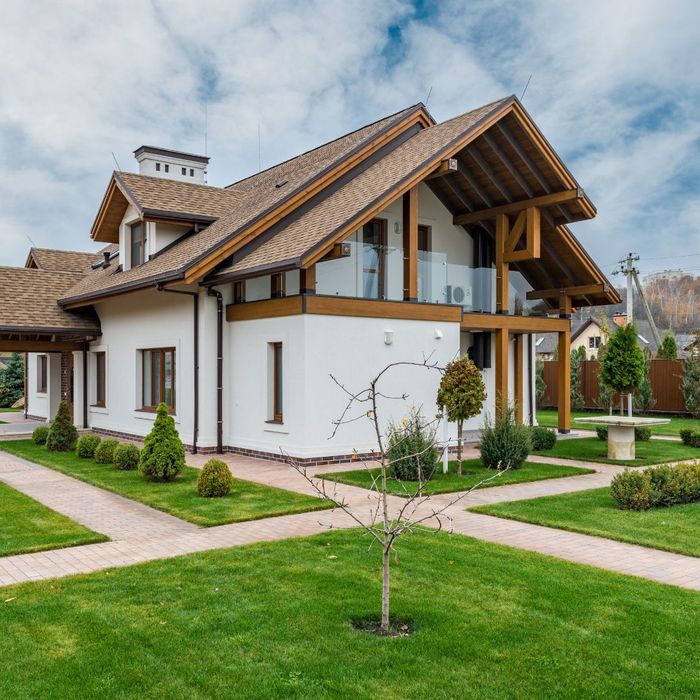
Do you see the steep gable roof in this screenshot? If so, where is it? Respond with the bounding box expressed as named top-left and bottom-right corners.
top-left (25, 247), bottom-right (103, 273)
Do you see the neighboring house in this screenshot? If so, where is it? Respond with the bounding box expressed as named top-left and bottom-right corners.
top-left (536, 318), bottom-right (603, 361)
top-left (0, 96), bottom-right (618, 461)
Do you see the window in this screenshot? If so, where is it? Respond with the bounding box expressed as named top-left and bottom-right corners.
top-left (270, 342), bottom-right (283, 423)
top-left (362, 219), bottom-right (387, 299)
top-left (189, 168), bottom-right (194, 177)
top-left (156, 163), bottom-right (161, 172)
top-left (589, 336), bottom-right (601, 349)
top-left (271, 273), bottom-right (286, 299)
top-left (142, 348), bottom-right (175, 411)
top-left (94, 352), bottom-right (106, 407)
top-left (164, 164), bottom-right (169, 173)
top-left (182, 167), bottom-right (187, 175)
top-left (417, 224), bottom-right (432, 302)
top-left (130, 222), bottom-right (146, 267)
top-left (37, 355), bottom-right (47, 393)
top-left (233, 280), bottom-right (246, 304)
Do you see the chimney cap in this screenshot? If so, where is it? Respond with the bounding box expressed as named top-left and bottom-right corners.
top-left (133, 145), bottom-right (209, 164)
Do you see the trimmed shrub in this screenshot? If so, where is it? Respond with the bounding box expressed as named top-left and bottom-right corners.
top-left (530, 426), bottom-right (557, 451)
top-left (596, 426), bottom-right (608, 441)
top-left (114, 444), bottom-right (140, 471)
top-left (681, 353), bottom-right (700, 418)
top-left (32, 425), bottom-right (50, 445)
top-left (197, 459), bottom-right (234, 497)
top-left (76, 434), bottom-right (101, 459)
top-left (139, 403), bottom-right (185, 482)
top-left (386, 408), bottom-right (438, 482)
top-left (94, 439), bottom-right (119, 464)
top-left (46, 401), bottom-right (78, 452)
top-left (634, 427), bottom-right (652, 442)
top-left (680, 429), bottom-right (700, 448)
top-left (611, 463), bottom-right (700, 510)
top-left (480, 407), bottom-right (531, 471)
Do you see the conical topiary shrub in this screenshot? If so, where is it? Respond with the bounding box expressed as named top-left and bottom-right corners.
top-left (46, 401), bottom-right (78, 452)
top-left (138, 402), bottom-right (185, 481)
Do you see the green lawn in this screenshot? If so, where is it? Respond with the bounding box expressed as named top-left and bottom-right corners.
top-left (534, 436), bottom-right (699, 467)
top-left (0, 407), bottom-right (21, 413)
top-left (0, 441), bottom-right (329, 527)
top-left (538, 408), bottom-right (699, 437)
top-left (471, 487), bottom-right (700, 558)
top-left (319, 458), bottom-right (594, 496)
top-left (0, 481), bottom-right (106, 556)
top-left (0, 530), bottom-right (699, 698)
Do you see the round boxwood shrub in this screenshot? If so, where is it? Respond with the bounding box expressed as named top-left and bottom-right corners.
top-left (139, 403), bottom-right (185, 482)
top-left (611, 463), bottom-right (700, 510)
top-left (94, 439), bottom-right (119, 464)
top-left (610, 469), bottom-right (651, 510)
top-left (530, 426), bottom-right (557, 451)
top-left (46, 401), bottom-right (78, 452)
top-left (480, 407), bottom-right (531, 470)
top-left (596, 426), bottom-right (608, 441)
top-left (634, 426), bottom-right (652, 442)
top-left (32, 425), bottom-right (50, 445)
top-left (680, 429), bottom-right (700, 448)
top-left (386, 408), bottom-right (438, 482)
top-left (197, 459), bottom-right (234, 497)
top-left (76, 434), bottom-right (101, 459)
top-left (114, 444), bottom-right (140, 471)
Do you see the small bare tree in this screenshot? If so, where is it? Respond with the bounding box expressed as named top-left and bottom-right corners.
top-left (284, 359), bottom-right (509, 635)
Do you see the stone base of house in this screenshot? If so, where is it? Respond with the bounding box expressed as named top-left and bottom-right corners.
top-left (26, 414), bottom-right (48, 422)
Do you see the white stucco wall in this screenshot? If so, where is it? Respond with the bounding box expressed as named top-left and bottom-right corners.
top-left (25, 352), bottom-right (60, 421)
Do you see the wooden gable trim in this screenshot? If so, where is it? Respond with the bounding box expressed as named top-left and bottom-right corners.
top-left (90, 176), bottom-right (137, 243)
top-left (182, 108), bottom-right (433, 284)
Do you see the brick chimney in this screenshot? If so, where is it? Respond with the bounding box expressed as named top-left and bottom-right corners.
top-left (612, 312), bottom-right (628, 327)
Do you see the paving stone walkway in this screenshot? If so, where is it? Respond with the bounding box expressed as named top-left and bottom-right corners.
top-left (0, 447), bottom-right (698, 591)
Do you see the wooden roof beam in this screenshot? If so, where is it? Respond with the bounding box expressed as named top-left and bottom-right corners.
top-left (453, 189), bottom-right (582, 226)
top-left (425, 158), bottom-right (459, 180)
top-left (526, 283), bottom-right (610, 300)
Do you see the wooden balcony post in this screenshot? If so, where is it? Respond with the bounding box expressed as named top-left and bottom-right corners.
top-left (495, 213), bottom-right (509, 313)
top-left (557, 329), bottom-right (571, 433)
top-left (402, 187), bottom-right (418, 301)
top-left (514, 333), bottom-right (524, 424)
top-left (495, 328), bottom-right (509, 418)
top-left (300, 265), bottom-right (316, 295)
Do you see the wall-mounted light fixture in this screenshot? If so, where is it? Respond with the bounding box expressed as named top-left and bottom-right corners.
top-left (434, 328), bottom-right (443, 340)
top-left (384, 329), bottom-right (394, 345)
top-left (393, 221), bottom-right (401, 235)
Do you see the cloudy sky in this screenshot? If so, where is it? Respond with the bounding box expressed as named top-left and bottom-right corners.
top-left (1, 0), bottom-right (698, 278)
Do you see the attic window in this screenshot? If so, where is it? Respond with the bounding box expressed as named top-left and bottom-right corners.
top-left (275, 179), bottom-right (288, 189)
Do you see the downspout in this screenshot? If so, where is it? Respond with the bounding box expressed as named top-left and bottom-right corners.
top-left (23, 352), bottom-right (28, 419)
top-left (82, 343), bottom-right (88, 429)
top-left (157, 285), bottom-right (199, 454)
top-left (207, 287), bottom-right (224, 454)
top-left (528, 334), bottom-right (534, 426)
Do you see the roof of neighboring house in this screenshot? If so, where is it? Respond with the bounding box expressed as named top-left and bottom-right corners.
top-left (25, 247), bottom-right (105, 273)
top-left (0, 267), bottom-right (100, 334)
top-left (59, 96), bottom-right (617, 309)
top-left (537, 319), bottom-right (593, 355)
top-left (570, 317), bottom-right (601, 343)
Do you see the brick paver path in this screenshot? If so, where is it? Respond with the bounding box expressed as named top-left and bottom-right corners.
top-left (0, 448), bottom-right (699, 591)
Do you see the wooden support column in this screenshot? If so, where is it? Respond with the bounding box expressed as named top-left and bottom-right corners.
top-left (300, 265), bottom-right (316, 295)
top-left (402, 187), bottom-right (418, 301)
top-left (494, 328), bottom-right (509, 419)
top-left (557, 329), bottom-right (571, 433)
top-left (514, 333), bottom-right (524, 424)
top-left (495, 213), bottom-right (509, 313)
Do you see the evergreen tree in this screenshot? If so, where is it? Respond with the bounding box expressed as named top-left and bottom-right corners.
top-left (682, 353), bottom-right (700, 418)
top-left (535, 360), bottom-right (546, 407)
top-left (657, 334), bottom-right (678, 359)
top-left (0, 352), bottom-right (24, 407)
top-left (436, 355), bottom-right (486, 475)
top-left (46, 401), bottom-right (78, 452)
top-left (634, 348), bottom-right (656, 414)
top-left (600, 323), bottom-right (645, 415)
top-left (139, 402), bottom-right (185, 481)
top-left (570, 346), bottom-right (587, 410)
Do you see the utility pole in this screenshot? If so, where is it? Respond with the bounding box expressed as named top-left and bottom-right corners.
top-left (618, 252), bottom-right (639, 323)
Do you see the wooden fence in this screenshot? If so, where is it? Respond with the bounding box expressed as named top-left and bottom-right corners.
top-left (540, 359), bottom-right (686, 413)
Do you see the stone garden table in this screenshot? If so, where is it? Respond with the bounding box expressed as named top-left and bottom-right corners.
top-left (575, 416), bottom-right (671, 461)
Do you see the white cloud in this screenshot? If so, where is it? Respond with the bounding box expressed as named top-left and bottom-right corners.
top-left (0, 0), bottom-right (698, 277)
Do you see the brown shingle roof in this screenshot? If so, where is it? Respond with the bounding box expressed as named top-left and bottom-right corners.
top-left (62, 104), bottom-right (425, 305)
top-left (0, 267), bottom-right (100, 334)
top-left (215, 97), bottom-right (511, 276)
top-left (27, 248), bottom-right (103, 273)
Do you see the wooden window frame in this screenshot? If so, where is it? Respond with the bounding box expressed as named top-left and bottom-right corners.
top-left (362, 218), bottom-right (388, 300)
top-left (270, 342), bottom-right (283, 423)
top-left (141, 347), bottom-right (176, 412)
top-left (94, 352), bottom-right (106, 407)
top-left (130, 221), bottom-right (146, 268)
top-left (271, 273), bottom-right (286, 299)
top-left (233, 280), bottom-right (246, 304)
top-left (37, 354), bottom-right (47, 394)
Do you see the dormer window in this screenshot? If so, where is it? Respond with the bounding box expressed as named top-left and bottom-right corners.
top-left (130, 222), bottom-right (146, 267)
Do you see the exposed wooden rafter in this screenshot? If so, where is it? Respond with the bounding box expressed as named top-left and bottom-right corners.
top-left (526, 283), bottom-right (610, 301)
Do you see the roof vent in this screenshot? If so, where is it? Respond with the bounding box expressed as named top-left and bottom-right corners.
top-left (133, 146), bottom-right (210, 184)
top-left (102, 251), bottom-right (111, 269)
top-left (275, 179), bottom-right (289, 188)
